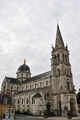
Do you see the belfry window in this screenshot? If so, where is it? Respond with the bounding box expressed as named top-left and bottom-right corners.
top-left (57, 54), bottom-right (60, 62)
top-left (63, 54), bottom-right (64, 62)
top-left (67, 79), bottom-right (70, 89)
top-left (67, 82), bottom-right (70, 89)
top-left (65, 55), bottom-right (68, 63)
top-left (55, 55), bottom-right (56, 60)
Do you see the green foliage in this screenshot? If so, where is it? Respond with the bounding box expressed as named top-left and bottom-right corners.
top-left (67, 111), bottom-right (72, 116)
top-left (43, 110), bottom-right (48, 116)
top-left (77, 91), bottom-right (80, 105)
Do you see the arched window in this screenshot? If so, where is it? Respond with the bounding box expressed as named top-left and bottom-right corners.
top-left (55, 55), bottom-right (56, 60)
top-left (57, 69), bottom-right (60, 76)
top-left (66, 79), bottom-right (70, 89)
top-left (22, 98), bottom-right (23, 104)
top-left (63, 54), bottom-right (64, 62)
top-left (18, 99), bottom-right (19, 104)
top-left (65, 55), bottom-right (67, 63)
top-left (57, 54), bottom-right (60, 62)
top-left (32, 97), bottom-right (35, 104)
top-left (67, 82), bottom-right (69, 89)
top-left (26, 98), bottom-right (29, 104)
top-left (60, 86), bottom-right (62, 91)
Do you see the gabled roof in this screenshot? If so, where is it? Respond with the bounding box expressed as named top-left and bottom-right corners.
top-left (4, 71), bottom-right (51, 84)
top-left (5, 77), bottom-right (20, 84)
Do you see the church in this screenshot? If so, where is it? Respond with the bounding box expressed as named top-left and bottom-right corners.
top-left (1, 24), bottom-right (78, 116)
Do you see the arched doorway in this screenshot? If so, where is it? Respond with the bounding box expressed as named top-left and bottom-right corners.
top-left (32, 93), bottom-right (42, 115)
top-left (70, 98), bottom-right (76, 116)
top-left (47, 102), bottom-right (51, 113)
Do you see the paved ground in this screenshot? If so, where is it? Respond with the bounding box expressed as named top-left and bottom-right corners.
top-left (15, 114), bottom-right (80, 120)
top-left (15, 114), bottom-right (43, 120)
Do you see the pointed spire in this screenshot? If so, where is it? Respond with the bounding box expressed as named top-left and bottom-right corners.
top-left (55, 24), bottom-right (65, 49)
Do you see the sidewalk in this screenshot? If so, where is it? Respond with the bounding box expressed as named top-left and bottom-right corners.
top-left (35, 116), bottom-right (80, 120)
top-left (47, 116), bottom-right (80, 120)
top-left (22, 114), bottom-right (80, 120)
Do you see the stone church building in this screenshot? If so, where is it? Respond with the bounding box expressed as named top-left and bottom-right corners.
top-left (1, 24), bottom-right (77, 116)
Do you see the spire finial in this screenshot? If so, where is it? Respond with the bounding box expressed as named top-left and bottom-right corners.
top-left (24, 59), bottom-right (26, 64)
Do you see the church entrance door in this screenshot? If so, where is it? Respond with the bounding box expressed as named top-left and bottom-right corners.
top-left (70, 98), bottom-right (76, 116)
top-left (47, 102), bottom-right (51, 113)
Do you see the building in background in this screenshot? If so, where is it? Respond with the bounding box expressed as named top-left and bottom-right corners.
top-left (0, 94), bottom-right (12, 117)
top-left (1, 24), bottom-right (78, 116)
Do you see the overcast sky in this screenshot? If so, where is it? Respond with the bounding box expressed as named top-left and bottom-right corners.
top-left (0, 0), bottom-right (80, 92)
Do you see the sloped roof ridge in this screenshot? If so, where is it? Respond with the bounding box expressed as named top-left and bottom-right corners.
top-left (5, 76), bottom-right (17, 80)
top-left (22, 70), bottom-right (52, 84)
top-left (31, 70), bottom-right (51, 78)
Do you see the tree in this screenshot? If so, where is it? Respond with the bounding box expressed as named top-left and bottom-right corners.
top-left (77, 89), bottom-right (80, 105)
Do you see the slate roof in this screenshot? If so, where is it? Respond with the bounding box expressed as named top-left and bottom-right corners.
top-left (18, 64), bottom-right (30, 72)
top-left (5, 71), bottom-right (52, 84)
top-left (22, 71), bottom-right (52, 84)
top-left (5, 77), bottom-right (20, 84)
top-left (14, 87), bottom-right (51, 96)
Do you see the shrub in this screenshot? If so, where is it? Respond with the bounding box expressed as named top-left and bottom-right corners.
top-left (43, 110), bottom-right (48, 116)
top-left (67, 111), bottom-right (72, 116)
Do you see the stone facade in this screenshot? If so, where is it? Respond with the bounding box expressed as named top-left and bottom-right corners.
top-left (1, 24), bottom-right (78, 116)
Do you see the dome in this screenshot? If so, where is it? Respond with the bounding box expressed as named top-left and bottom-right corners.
top-left (18, 64), bottom-right (30, 72)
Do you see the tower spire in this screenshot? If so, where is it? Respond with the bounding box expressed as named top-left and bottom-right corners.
top-left (55, 24), bottom-right (65, 49)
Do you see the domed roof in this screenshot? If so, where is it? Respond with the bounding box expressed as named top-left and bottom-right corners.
top-left (18, 64), bottom-right (30, 72)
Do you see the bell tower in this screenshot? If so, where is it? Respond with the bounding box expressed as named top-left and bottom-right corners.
top-left (51, 24), bottom-right (75, 93)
